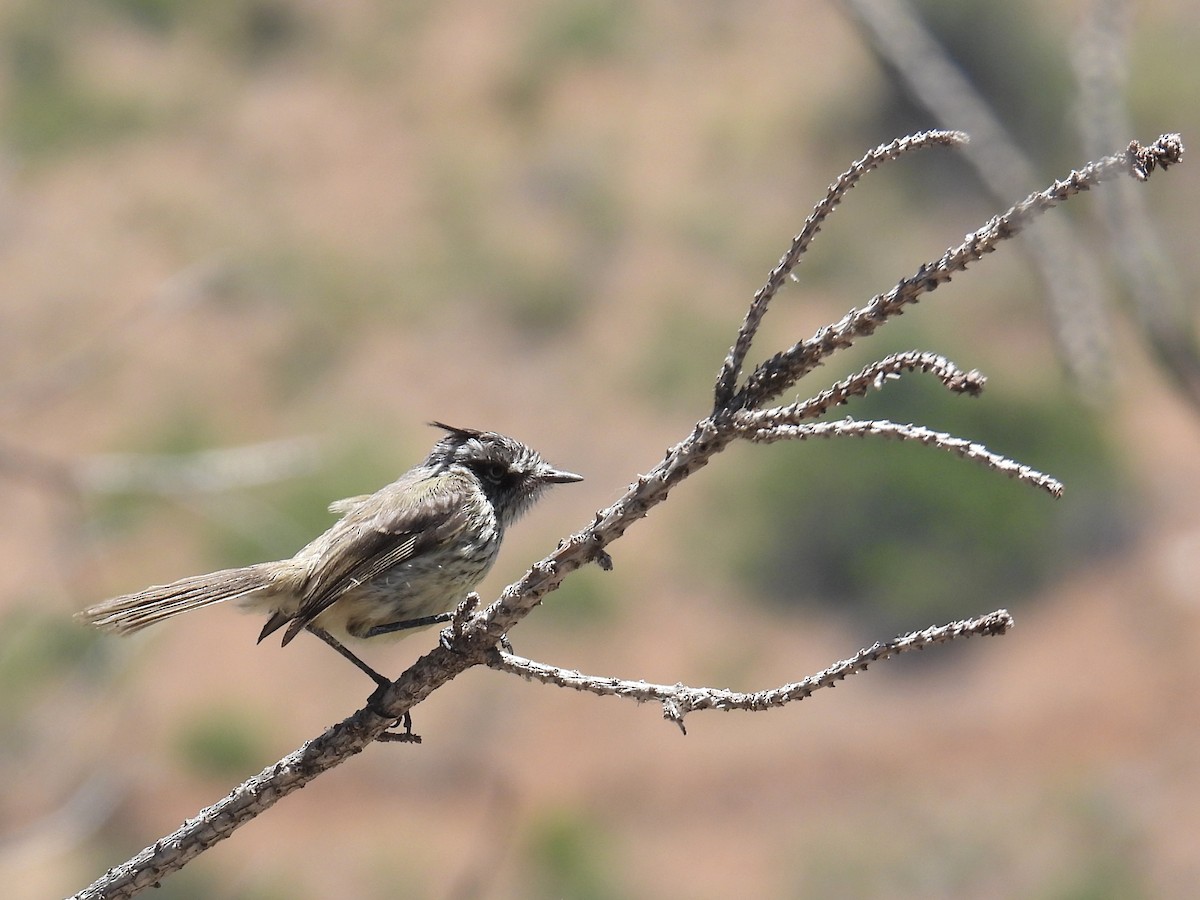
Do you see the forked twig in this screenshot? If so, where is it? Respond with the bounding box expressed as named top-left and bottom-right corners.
top-left (736, 350), bottom-right (985, 425)
top-left (727, 134), bottom-right (1184, 413)
top-left (713, 129), bottom-right (969, 410)
top-left (491, 609), bottom-right (1014, 734)
top-left (736, 418), bottom-right (1064, 497)
top-left (835, 0), bottom-right (1114, 390)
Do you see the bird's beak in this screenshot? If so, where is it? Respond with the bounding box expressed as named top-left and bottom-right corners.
top-left (540, 465), bottom-right (584, 484)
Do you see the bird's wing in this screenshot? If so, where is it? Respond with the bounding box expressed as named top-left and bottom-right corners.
top-left (272, 476), bottom-right (471, 645)
top-left (327, 494), bottom-right (371, 516)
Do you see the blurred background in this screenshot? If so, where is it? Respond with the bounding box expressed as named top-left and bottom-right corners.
top-left (0, 1), bottom-right (1197, 897)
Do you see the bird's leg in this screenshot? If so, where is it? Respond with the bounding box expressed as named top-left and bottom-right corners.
top-left (305, 625), bottom-right (423, 743)
top-left (304, 628), bottom-right (422, 748)
top-left (362, 612), bottom-right (453, 638)
top-left (305, 625), bottom-right (390, 688)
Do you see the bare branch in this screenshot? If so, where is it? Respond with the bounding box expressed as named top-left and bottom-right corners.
top-left (731, 134), bottom-right (1184, 412)
top-left (71, 642), bottom-right (484, 900)
top-left (71, 135), bottom-right (1179, 897)
top-left (836, 0), bottom-right (1115, 390)
top-left (712, 129), bottom-right (968, 411)
top-left (736, 350), bottom-right (984, 427)
top-left (736, 417), bottom-right (1064, 497)
top-left (490, 610), bottom-right (1014, 734)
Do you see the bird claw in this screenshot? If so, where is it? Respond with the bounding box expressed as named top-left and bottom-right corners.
top-left (439, 592), bottom-right (482, 650)
top-left (377, 711), bottom-right (421, 744)
top-left (451, 593), bottom-right (481, 633)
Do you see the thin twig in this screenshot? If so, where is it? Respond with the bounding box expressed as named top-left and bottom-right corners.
top-left (736, 350), bottom-right (984, 427)
top-left (731, 134), bottom-right (1184, 412)
top-left (712, 130), bottom-right (968, 411)
top-left (490, 610), bottom-right (1014, 734)
top-left (736, 417), bottom-right (1064, 497)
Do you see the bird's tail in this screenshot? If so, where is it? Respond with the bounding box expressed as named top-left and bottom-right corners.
top-left (77, 564), bottom-right (276, 635)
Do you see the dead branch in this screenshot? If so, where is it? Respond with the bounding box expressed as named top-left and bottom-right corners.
top-left (490, 609), bottom-right (1014, 734)
top-left (835, 0), bottom-right (1114, 391)
top-left (71, 132), bottom-right (1183, 900)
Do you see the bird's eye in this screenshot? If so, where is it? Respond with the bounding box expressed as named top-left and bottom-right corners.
top-left (478, 462), bottom-right (509, 484)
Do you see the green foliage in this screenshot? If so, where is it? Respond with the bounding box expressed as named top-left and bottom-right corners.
top-left (500, 1), bottom-right (638, 115)
top-left (86, 407), bottom-right (219, 535)
top-left (173, 703), bottom-right (270, 781)
top-left (88, 489), bottom-right (166, 539)
top-left (1, 16), bottom-right (147, 158)
top-left (0, 0), bottom-right (305, 160)
top-left (426, 215), bottom-right (592, 341)
top-left (791, 778), bottom-right (1149, 897)
top-left (143, 407), bottom-right (220, 456)
top-left (1046, 858), bottom-right (1144, 900)
top-left (1128, 21), bottom-right (1200, 137)
top-left (492, 262), bottom-right (587, 340)
top-left (225, 243), bottom-right (416, 398)
top-left (696, 357), bottom-right (1132, 630)
top-left (253, 242), bottom-right (409, 323)
top-left (101, 0), bottom-right (186, 32)
top-left (1041, 785), bottom-right (1147, 900)
top-left (525, 808), bottom-right (620, 900)
top-left (102, 0), bottom-right (304, 63)
top-left (265, 314), bottom-right (355, 403)
top-left (196, 1), bottom-right (305, 66)
top-left (848, 0), bottom-right (1076, 188)
top-left (527, 2), bottom-right (635, 60)
top-left (418, 143), bottom-right (615, 340)
top-left (534, 566), bottom-right (615, 630)
top-left (0, 607), bottom-right (99, 717)
top-left (200, 439), bottom-right (401, 567)
top-left (636, 303), bottom-right (730, 409)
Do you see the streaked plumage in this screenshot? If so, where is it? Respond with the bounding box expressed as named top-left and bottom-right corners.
top-left (78, 423), bottom-right (582, 655)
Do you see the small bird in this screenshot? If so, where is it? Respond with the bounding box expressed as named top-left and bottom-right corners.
top-left (78, 422), bottom-right (582, 684)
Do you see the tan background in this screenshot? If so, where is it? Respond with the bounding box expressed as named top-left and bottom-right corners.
top-left (1, 2), bottom-right (1198, 898)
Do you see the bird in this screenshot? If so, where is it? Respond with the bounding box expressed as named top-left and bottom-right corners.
top-left (77, 422), bottom-right (582, 686)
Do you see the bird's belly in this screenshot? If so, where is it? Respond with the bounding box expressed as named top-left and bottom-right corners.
top-left (319, 554), bottom-right (495, 641)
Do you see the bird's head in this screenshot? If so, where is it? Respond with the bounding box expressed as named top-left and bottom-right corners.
top-left (426, 422), bottom-right (583, 528)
